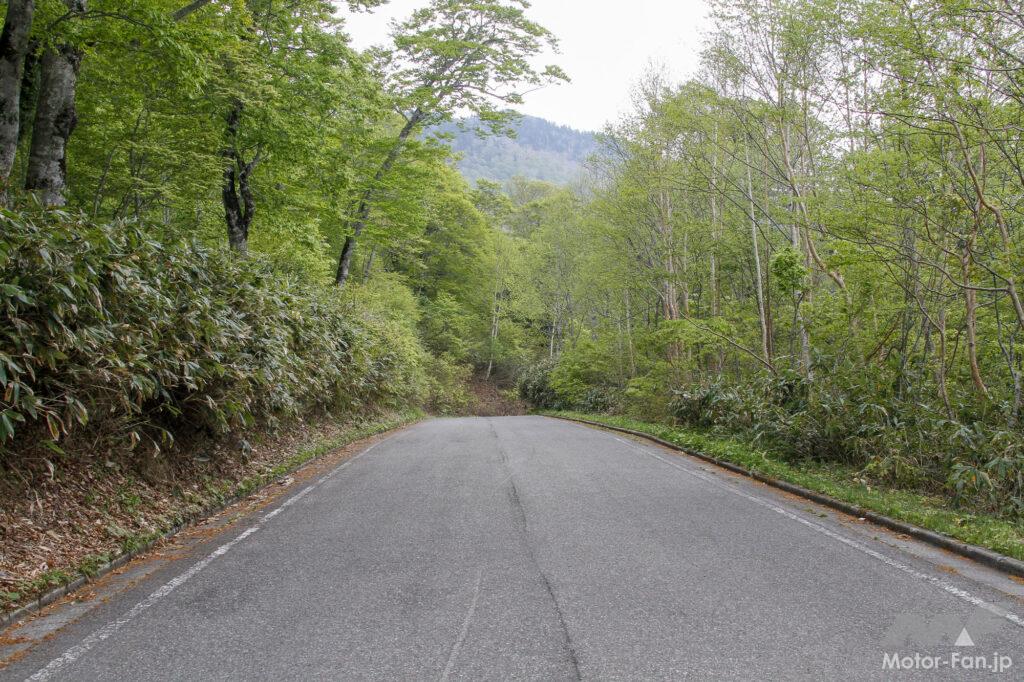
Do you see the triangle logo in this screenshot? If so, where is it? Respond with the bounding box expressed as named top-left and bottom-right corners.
top-left (955, 627), bottom-right (975, 647)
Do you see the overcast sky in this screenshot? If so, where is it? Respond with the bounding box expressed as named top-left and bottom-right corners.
top-left (341, 0), bottom-right (711, 132)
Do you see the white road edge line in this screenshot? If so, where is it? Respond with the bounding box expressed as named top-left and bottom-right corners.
top-left (440, 568), bottom-right (484, 682)
top-left (610, 435), bottom-right (1024, 630)
top-left (24, 525), bottom-right (261, 682)
top-left (23, 431), bottom-right (402, 682)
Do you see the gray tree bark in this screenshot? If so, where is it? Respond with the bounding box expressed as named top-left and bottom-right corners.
top-left (746, 141), bottom-right (772, 371)
top-left (25, 0), bottom-right (85, 207)
top-left (25, 45), bottom-right (80, 206)
top-left (0, 0), bottom-right (35, 193)
top-left (18, 47), bottom-right (39, 143)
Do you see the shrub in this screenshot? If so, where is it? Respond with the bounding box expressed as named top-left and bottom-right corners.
top-left (670, 382), bottom-right (745, 429)
top-left (0, 207), bottom-right (427, 462)
top-left (622, 371), bottom-right (673, 420)
top-left (667, 367), bottom-right (1024, 515)
top-left (518, 363), bottom-right (620, 413)
top-left (424, 354), bottom-right (472, 415)
top-left (517, 358), bottom-right (562, 409)
top-left (576, 386), bottom-right (618, 413)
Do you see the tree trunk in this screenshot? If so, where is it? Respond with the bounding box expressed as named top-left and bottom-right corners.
top-left (336, 233), bottom-right (359, 285)
top-left (934, 307), bottom-right (954, 418)
top-left (961, 242), bottom-right (989, 397)
top-left (485, 294), bottom-right (500, 380)
top-left (24, 0), bottom-right (83, 207)
top-left (1012, 359), bottom-right (1022, 428)
top-left (656, 187), bottom-right (682, 367)
top-left (25, 44), bottom-right (81, 206)
top-left (18, 46), bottom-right (39, 144)
top-left (950, 119), bottom-right (1024, 332)
top-left (624, 288), bottom-right (636, 377)
top-left (221, 101), bottom-right (259, 254)
top-left (335, 111), bottom-right (422, 286)
top-left (745, 139), bottom-right (771, 370)
top-left (361, 245), bottom-right (377, 282)
top-left (896, 222), bottom-right (919, 399)
top-left (222, 160), bottom-right (256, 254)
top-left (657, 189), bottom-right (679, 321)
top-left (709, 122), bottom-right (721, 321)
top-left (0, 0), bottom-right (34, 194)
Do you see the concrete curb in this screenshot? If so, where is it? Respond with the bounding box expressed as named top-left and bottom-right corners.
top-left (552, 415), bottom-right (1024, 579)
top-left (1, 518), bottom-right (192, 630)
top-left (0, 415), bottom-right (421, 630)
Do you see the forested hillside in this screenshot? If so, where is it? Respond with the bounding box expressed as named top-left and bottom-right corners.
top-left (435, 116), bottom-right (598, 184)
top-left (512, 0), bottom-right (1024, 518)
top-left (0, 0), bottom-right (566, 458)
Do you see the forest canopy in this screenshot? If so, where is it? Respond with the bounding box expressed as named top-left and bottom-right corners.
top-left (514, 0), bottom-right (1024, 516)
top-left (0, 0), bottom-right (565, 462)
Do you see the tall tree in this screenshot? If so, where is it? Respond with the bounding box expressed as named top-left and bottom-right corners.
top-left (25, 0), bottom-right (85, 206)
top-left (334, 0), bottom-right (566, 286)
top-left (0, 0), bottom-right (34, 194)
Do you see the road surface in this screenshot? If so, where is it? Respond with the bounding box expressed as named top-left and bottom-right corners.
top-left (3, 416), bottom-right (1023, 680)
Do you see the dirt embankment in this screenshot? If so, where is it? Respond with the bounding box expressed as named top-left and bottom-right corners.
top-left (464, 376), bottom-right (527, 416)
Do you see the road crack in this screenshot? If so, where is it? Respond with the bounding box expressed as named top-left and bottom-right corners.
top-left (440, 568), bottom-right (484, 682)
top-left (488, 419), bottom-right (583, 680)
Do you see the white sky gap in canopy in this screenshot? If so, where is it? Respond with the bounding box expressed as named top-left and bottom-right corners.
top-left (340, 0), bottom-right (712, 132)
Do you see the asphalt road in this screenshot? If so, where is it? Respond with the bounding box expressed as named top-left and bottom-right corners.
top-left (4, 416), bottom-right (1023, 680)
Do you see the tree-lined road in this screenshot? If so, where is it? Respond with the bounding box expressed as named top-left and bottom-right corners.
top-left (5, 417), bottom-right (1023, 680)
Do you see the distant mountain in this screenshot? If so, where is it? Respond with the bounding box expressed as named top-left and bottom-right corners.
top-left (434, 116), bottom-right (599, 186)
